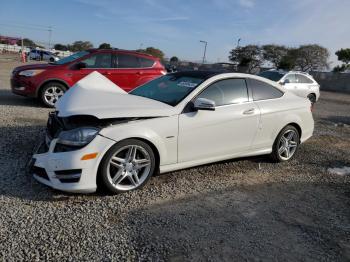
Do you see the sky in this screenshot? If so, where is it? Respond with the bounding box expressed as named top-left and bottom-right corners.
top-left (0, 0), bottom-right (349, 66)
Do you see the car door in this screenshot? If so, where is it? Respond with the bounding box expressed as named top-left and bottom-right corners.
top-left (294, 74), bottom-right (316, 98)
top-left (71, 52), bottom-right (115, 84)
top-left (178, 78), bottom-right (260, 163)
top-left (114, 53), bottom-right (142, 91)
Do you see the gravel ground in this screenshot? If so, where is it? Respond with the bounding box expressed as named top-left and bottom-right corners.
top-left (0, 57), bottom-right (349, 261)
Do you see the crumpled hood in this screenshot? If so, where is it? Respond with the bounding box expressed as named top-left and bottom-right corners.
top-left (55, 71), bottom-right (177, 119)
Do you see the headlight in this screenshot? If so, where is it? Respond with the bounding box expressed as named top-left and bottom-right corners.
top-left (19, 69), bottom-right (45, 77)
top-left (57, 127), bottom-right (99, 146)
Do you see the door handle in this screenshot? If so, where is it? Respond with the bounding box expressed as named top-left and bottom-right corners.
top-left (136, 71), bottom-right (143, 75)
top-left (102, 71), bottom-right (111, 75)
top-left (243, 108), bottom-right (255, 115)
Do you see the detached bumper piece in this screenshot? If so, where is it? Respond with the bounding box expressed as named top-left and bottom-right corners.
top-left (54, 169), bottom-right (82, 183)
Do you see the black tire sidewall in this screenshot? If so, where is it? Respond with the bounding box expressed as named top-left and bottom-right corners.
top-left (40, 82), bottom-right (66, 108)
top-left (272, 125), bottom-right (300, 162)
top-left (99, 139), bottom-right (156, 194)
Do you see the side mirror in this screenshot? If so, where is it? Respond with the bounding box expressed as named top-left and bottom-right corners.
top-left (76, 62), bottom-right (87, 69)
top-left (193, 98), bottom-right (216, 111)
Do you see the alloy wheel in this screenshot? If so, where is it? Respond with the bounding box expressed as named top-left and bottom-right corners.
top-left (278, 129), bottom-right (298, 160)
top-left (43, 86), bottom-right (65, 106)
top-left (107, 145), bottom-right (152, 191)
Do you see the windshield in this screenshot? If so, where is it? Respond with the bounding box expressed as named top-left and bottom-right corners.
top-left (258, 71), bottom-right (285, 82)
top-left (130, 74), bottom-right (206, 106)
top-left (53, 51), bottom-right (90, 65)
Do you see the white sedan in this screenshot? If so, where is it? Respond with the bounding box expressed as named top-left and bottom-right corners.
top-left (30, 71), bottom-right (314, 194)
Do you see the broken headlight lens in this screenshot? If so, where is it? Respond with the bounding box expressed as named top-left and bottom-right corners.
top-left (57, 127), bottom-right (99, 147)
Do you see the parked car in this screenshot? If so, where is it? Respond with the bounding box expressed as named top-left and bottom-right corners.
top-left (11, 49), bottom-right (166, 107)
top-left (28, 49), bottom-right (60, 62)
top-left (30, 71), bottom-right (314, 194)
top-left (258, 70), bottom-right (320, 103)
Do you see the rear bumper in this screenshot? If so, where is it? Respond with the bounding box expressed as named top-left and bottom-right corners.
top-left (31, 135), bottom-right (115, 193)
top-left (300, 114), bottom-right (314, 144)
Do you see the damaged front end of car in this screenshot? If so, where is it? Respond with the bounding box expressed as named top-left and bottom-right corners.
top-left (45, 111), bottom-right (151, 153)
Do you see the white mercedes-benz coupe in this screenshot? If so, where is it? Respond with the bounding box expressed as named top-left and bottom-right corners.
top-left (30, 71), bottom-right (314, 194)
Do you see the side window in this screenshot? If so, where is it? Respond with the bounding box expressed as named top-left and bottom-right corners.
top-left (139, 57), bottom-right (155, 68)
top-left (81, 53), bottom-right (112, 68)
top-left (248, 79), bottom-right (283, 101)
top-left (117, 54), bottom-right (140, 68)
top-left (296, 74), bottom-right (313, 84)
top-left (198, 79), bottom-right (248, 106)
top-left (283, 74), bottom-right (296, 83)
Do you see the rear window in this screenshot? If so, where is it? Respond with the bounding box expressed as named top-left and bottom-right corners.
top-left (139, 57), bottom-right (155, 68)
top-left (247, 79), bottom-right (283, 101)
top-left (117, 54), bottom-right (140, 68)
top-left (296, 74), bottom-right (313, 84)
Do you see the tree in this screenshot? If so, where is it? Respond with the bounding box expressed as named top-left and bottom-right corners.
top-left (16, 38), bottom-right (36, 47)
top-left (335, 48), bottom-right (350, 65)
top-left (278, 48), bottom-right (299, 70)
top-left (137, 47), bottom-right (165, 60)
top-left (334, 48), bottom-right (350, 72)
top-left (262, 44), bottom-right (288, 68)
top-left (99, 43), bottom-right (112, 49)
top-left (170, 56), bottom-right (179, 63)
top-left (54, 43), bottom-right (68, 51)
top-left (229, 45), bottom-right (263, 72)
top-left (333, 64), bottom-right (347, 72)
top-left (294, 44), bottom-right (329, 71)
top-left (68, 41), bottom-right (93, 52)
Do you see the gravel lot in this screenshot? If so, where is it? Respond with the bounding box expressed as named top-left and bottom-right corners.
top-left (0, 56), bottom-right (349, 261)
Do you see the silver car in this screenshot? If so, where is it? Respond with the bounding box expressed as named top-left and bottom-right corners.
top-left (29, 49), bottom-right (60, 62)
top-left (259, 70), bottom-right (320, 103)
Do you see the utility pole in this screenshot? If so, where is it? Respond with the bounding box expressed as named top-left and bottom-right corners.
top-left (200, 40), bottom-right (207, 64)
top-left (48, 26), bottom-right (52, 50)
top-left (21, 37), bottom-right (24, 63)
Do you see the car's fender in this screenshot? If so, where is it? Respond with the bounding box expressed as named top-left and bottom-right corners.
top-left (99, 115), bottom-right (179, 166)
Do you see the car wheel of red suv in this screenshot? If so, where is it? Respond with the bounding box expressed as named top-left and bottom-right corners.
top-left (40, 82), bottom-right (67, 108)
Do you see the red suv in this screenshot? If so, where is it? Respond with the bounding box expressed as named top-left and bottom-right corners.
top-left (11, 49), bottom-right (166, 107)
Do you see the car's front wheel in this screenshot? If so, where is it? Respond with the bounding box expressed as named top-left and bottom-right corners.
top-left (99, 139), bottom-right (156, 194)
top-left (271, 125), bottom-right (300, 162)
top-left (40, 82), bottom-right (66, 107)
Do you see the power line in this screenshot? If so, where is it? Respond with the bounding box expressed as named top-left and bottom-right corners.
top-left (0, 23), bottom-right (51, 32)
top-left (0, 20), bottom-right (52, 29)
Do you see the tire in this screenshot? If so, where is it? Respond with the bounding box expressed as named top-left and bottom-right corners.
top-left (49, 57), bottom-right (54, 62)
top-left (39, 82), bottom-right (66, 108)
top-left (307, 93), bottom-right (316, 104)
top-left (270, 125), bottom-right (300, 162)
top-left (99, 139), bottom-right (156, 194)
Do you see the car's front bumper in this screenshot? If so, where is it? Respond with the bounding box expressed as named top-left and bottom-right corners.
top-left (30, 134), bottom-right (115, 193)
top-left (11, 77), bottom-right (37, 97)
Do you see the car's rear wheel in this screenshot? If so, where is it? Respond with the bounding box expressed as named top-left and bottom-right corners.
top-left (99, 139), bottom-right (156, 194)
top-left (40, 82), bottom-right (66, 107)
top-left (271, 125), bottom-right (300, 162)
top-left (307, 93), bottom-right (316, 104)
